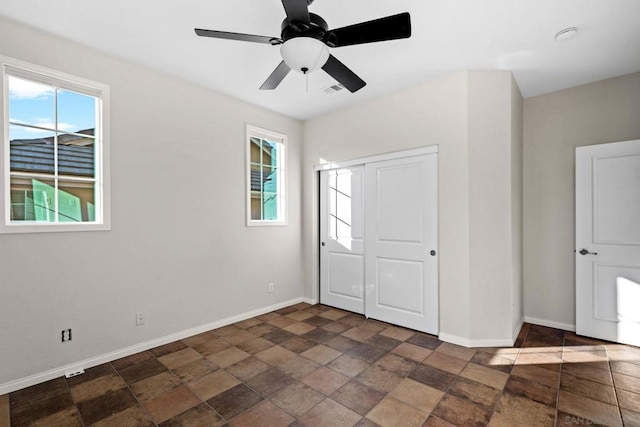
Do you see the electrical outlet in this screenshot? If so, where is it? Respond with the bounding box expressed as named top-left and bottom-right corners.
top-left (268, 282), bottom-right (274, 293)
top-left (61, 329), bottom-right (72, 342)
top-left (136, 312), bottom-right (145, 326)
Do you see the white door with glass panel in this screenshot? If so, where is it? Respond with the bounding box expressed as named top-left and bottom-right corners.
top-left (319, 151), bottom-right (438, 334)
top-left (576, 139), bottom-right (640, 347)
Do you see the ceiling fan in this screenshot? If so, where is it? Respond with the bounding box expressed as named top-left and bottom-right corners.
top-left (195, 0), bottom-right (411, 93)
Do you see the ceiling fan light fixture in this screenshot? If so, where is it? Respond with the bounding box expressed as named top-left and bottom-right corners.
top-left (280, 37), bottom-right (329, 74)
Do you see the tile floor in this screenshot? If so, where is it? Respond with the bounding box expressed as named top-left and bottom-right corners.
top-left (3, 303), bottom-right (640, 426)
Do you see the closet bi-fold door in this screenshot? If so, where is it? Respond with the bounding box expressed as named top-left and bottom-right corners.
top-left (364, 154), bottom-right (438, 334)
top-left (319, 166), bottom-right (366, 314)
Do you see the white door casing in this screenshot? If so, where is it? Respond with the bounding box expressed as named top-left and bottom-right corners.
top-left (320, 166), bottom-right (365, 314)
top-left (576, 139), bottom-right (640, 347)
top-left (364, 154), bottom-right (439, 334)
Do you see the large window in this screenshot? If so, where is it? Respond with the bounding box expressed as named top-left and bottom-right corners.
top-left (246, 124), bottom-right (286, 226)
top-left (1, 56), bottom-right (110, 233)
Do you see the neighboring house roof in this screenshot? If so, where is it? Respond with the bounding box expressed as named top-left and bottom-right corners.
top-left (10, 130), bottom-right (95, 177)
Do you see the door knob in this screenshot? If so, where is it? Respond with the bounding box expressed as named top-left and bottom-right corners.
top-left (321, 242), bottom-right (325, 247)
top-left (578, 248), bottom-right (598, 255)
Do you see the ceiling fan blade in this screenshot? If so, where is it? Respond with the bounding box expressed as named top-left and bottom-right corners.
top-left (281, 0), bottom-right (310, 28)
top-left (260, 61), bottom-right (292, 90)
top-left (195, 28), bottom-right (281, 45)
top-left (321, 54), bottom-right (366, 93)
top-left (327, 12), bottom-right (411, 47)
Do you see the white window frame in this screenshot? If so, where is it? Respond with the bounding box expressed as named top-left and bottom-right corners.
top-left (0, 55), bottom-right (110, 233)
top-left (246, 124), bottom-right (287, 226)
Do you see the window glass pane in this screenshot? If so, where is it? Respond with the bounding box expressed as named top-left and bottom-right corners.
top-left (262, 192), bottom-right (278, 221)
top-left (263, 140), bottom-right (278, 167)
top-left (262, 165), bottom-right (277, 194)
top-left (9, 125), bottom-right (55, 175)
top-left (10, 176), bottom-right (56, 222)
top-left (57, 89), bottom-right (96, 134)
top-left (250, 137), bottom-right (261, 163)
top-left (250, 163), bottom-right (261, 193)
top-left (58, 180), bottom-right (95, 222)
top-left (8, 76), bottom-right (55, 130)
top-left (251, 192), bottom-right (262, 220)
top-left (58, 133), bottom-right (95, 178)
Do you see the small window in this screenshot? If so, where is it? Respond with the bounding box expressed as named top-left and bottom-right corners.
top-left (0, 56), bottom-right (110, 233)
top-left (246, 124), bottom-right (286, 226)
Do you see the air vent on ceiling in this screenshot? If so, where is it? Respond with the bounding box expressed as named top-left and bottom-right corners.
top-left (323, 83), bottom-right (345, 94)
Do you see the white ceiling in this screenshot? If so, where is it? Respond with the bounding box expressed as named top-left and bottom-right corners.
top-left (1, 0), bottom-right (639, 120)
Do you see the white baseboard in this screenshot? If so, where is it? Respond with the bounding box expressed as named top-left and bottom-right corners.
top-left (0, 297), bottom-right (309, 395)
top-left (438, 332), bottom-right (516, 348)
top-left (512, 317), bottom-right (524, 342)
top-left (524, 316), bottom-right (576, 332)
top-left (302, 297), bottom-right (318, 305)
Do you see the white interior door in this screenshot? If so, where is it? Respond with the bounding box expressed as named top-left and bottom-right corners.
top-left (576, 139), bottom-right (640, 346)
top-left (320, 166), bottom-right (365, 314)
top-left (364, 154), bottom-right (438, 334)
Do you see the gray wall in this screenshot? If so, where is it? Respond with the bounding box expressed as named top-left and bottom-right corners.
top-left (523, 72), bottom-right (640, 328)
top-left (0, 16), bottom-right (304, 387)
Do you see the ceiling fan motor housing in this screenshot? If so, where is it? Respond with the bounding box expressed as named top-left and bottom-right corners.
top-left (281, 13), bottom-right (336, 47)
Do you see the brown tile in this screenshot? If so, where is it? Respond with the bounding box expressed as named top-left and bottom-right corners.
top-left (235, 317), bottom-right (264, 329)
top-left (435, 342), bottom-right (477, 362)
top-left (390, 378), bottom-right (444, 412)
top-left (331, 381), bottom-right (385, 416)
top-left (280, 356), bottom-right (321, 379)
top-left (490, 392), bottom-right (555, 427)
top-left (523, 325), bottom-right (564, 347)
top-left (460, 363), bottom-right (509, 390)
top-left (229, 400), bottom-right (294, 427)
top-left (379, 326), bottom-right (415, 342)
top-left (510, 364), bottom-right (560, 389)
top-left (366, 396), bottom-right (428, 427)
top-left (347, 343), bottom-right (388, 363)
top-left (263, 328), bottom-right (298, 344)
top-left (302, 344), bottom-right (343, 365)
top-left (470, 351), bottom-right (514, 373)
top-left (255, 345), bottom-right (297, 366)
top-left (342, 327), bottom-right (378, 343)
top-left (448, 377), bottom-right (502, 409)
top-left (281, 337), bottom-right (317, 353)
top-left (276, 306), bottom-right (300, 315)
top-left (0, 394), bottom-right (8, 427)
top-left (188, 369), bottom-right (240, 400)
top-left (423, 352), bottom-right (467, 375)
top-left (366, 335), bottom-right (402, 351)
top-left (111, 351), bottom-right (154, 371)
top-left (118, 358), bottom-right (168, 384)
top-left (613, 371), bottom-right (640, 393)
top-left (286, 310), bottom-right (315, 321)
top-left (302, 366), bottom-right (350, 395)
top-left (69, 374), bottom-right (126, 403)
top-left (92, 406), bottom-right (154, 427)
top-left (66, 363), bottom-right (117, 387)
top-left (158, 347), bottom-right (203, 370)
top-left (322, 321), bottom-right (352, 334)
top-left (159, 402), bottom-right (225, 427)
top-left (142, 386), bottom-right (201, 424)
top-left (225, 356), bottom-right (271, 381)
top-left (10, 377), bottom-right (68, 408)
top-left (283, 321), bottom-right (317, 336)
top-left (223, 330), bottom-right (257, 346)
top-left (515, 351), bottom-right (562, 371)
top-left (408, 365), bottom-right (457, 392)
top-left (76, 388), bottom-right (138, 425)
top-left (257, 312), bottom-right (281, 322)
top-left (360, 319), bottom-right (388, 333)
top-left (207, 347), bottom-right (250, 368)
top-left (431, 394), bottom-right (492, 427)
top-left (130, 372), bottom-right (182, 402)
top-left (328, 354), bottom-right (371, 377)
top-left (325, 335), bottom-right (361, 353)
top-left (247, 322), bottom-right (277, 336)
top-left (561, 362), bottom-right (612, 386)
top-left (189, 338), bottom-right (231, 356)
top-left (562, 349), bottom-right (608, 364)
top-left (557, 389), bottom-right (622, 426)
top-left (182, 332), bottom-right (217, 347)
top-left (392, 342), bottom-right (432, 363)
top-left (300, 398), bottom-right (361, 427)
top-left (206, 383), bottom-right (262, 419)
top-left (611, 360), bottom-right (640, 378)
top-left (319, 309), bottom-right (350, 321)
top-left (305, 305), bottom-right (331, 315)
top-left (172, 357), bottom-right (219, 383)
top-left (560, 373), bottom-right (616, 405)
top-left (406, 333), bottom-right (442, 350)
top-left (302, 328), bottom-right (339, 343)
top-left (376, 354), bottom-right (415, 376)
top-left (27, 408), bottom-right (81, 427)
top-left (474, 347), bottom-right (520, 361)
top-left (213, 324), bottom-right (243, 337)
top-left (151, 341), bottom-right (188, 357)
top-left (617, 388), bottom-right (640, 412)
top-left (9, 381), bottom-right (73, 426)
top-left (357, 364), bottom-right (405, 393)
top-left (339, 314), bottom-right (366, 327)
top-left (621, 409), bottom-right (640, 427)
top-left (304, 315), bottom-right (334, 327)
top-left (268, 315), bottom-right (298, 328)
top-left (504, 375), bottom-right (557, 407)
top-left (608, 348), bottom-right (640, 365)
top-left (270, 382), bottom-right (326, 417)
top-left (422, 416), bottom-right (456, 427)
top-left (244, 367), bottom-right (297, 396)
